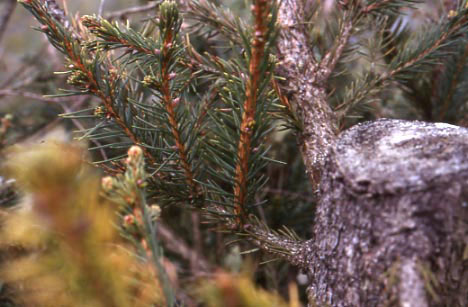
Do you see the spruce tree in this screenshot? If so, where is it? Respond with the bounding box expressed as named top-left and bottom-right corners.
top-left (13, 0), bottom-right (468, 306)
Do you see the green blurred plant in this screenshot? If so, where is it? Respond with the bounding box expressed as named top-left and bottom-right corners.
top-left (198, 269), bottom-right (300, 307)
top-left (1, 142), bottom-right (165, 306)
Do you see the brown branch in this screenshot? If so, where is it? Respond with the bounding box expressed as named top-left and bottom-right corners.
top-left (179, 1), bottom-right (311, 261)
top-left (157, 221), bottom-right (211, 272)
top-left (158, 26), bottom-right (197, 196)
top-left (104, 1), bottom-right (161, 20)
top-left (244, 221), bottom-right (310, 269)
top-left (233, 0), bottom-right (270, 224)
top-left (319, 13), bottom-right (353, 82)
top-left (0, 0), bottom-right (17, 45)
top-left (271, 77), bottom-right (292, 112)
top-left (362, 0), bottom-right (394, 14)
top-left (440, 43), bottom-right (468, 119)
top-left (2, 89), bottom-right (109, 160)
top-left (98, 0), bottom-right (107, 16)
top-left (0, 44), bottom-right (49, 89)
top-left (72, 55), bottom-right (156, 165)
top-left (0, 89), bottom-right (66, 103)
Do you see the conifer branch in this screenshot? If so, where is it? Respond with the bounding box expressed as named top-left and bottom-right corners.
top-left (82, 17), bottom-right (157, 55)
top-left (361, 0), bottom-right (419, 15)
top-left (183, 0), bottom-right (244, 44)
top-left (362, 0), bottom-right (397, 14)
top-left (233, 0), bottom-right (271, 224)
top-left (243, 217), bottom-right (309, 269)
top-left (68, 60), bottom-right (156, 164)
top-left (336, 5), bottom-right (468, 120)
top-left (105, 1), bottom-right (161, 20)
top-left (388, 11), bottom-right (468, 79)
top-left (271, 78), bottom-right (291, 111)
top-left (102, 146), bottom-right (176, 306)
top-left (319, 14), bottom-right (353, 82)
top-left (19, 0), bottom-right (157, 165)
top-left (83, 3), bottom-right (203, 203)
top-left (440, 42), bottom-right (468, 119)
top-left (157, 2), bottom-right (196, 195)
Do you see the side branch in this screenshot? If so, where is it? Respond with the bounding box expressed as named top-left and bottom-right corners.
top-left (440, 43), bottom-right (468, 118)
top-left (20, 0), bottom-right (156, 165)
top-left (389, 18), bottom-right (467, 78)
top-left (319, 14), bottom-right (353, 82)
top-left (244, 219), bottom-right (310, 269)
top-left (276, 0), bottom-right (338, 186)
top-left (63, 39), bottom-right (155, 165)
top-left (82, 17), bottom-right (156, 55)
top-left (105, 1), bottom-right (161, 20)
top-left (82, 13), bottom-right (198, 187)
top-left (159, 26), bottom-right (197, 195)
top-left (362, 0), bottom-right (394, 13)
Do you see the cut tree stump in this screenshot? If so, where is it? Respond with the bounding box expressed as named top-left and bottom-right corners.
top-left (305, 119), bottom-right (468, 307)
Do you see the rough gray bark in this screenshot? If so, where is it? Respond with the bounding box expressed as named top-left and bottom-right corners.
top-left (304, 119), bottom-right (468, 306)
top-left (273, 0), bottom-right (468, 305)
top-left (276, 0), bottom-right (341, 186)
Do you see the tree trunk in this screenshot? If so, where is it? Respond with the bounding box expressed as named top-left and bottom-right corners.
top-left (305, 119), bottom-right (468, 306)
top-left (274, 1), bottom-right (468, 305)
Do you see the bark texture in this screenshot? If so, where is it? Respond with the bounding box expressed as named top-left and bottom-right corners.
top-left (304, 119), bottom-right (468, 306)
top-left (276, 0), bottom-right (339, 186)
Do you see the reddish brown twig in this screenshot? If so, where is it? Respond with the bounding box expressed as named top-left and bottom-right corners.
top-left (158, 23), bottom-right (197, 197)
top-left (233, 0), bottom-right (270, 225)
